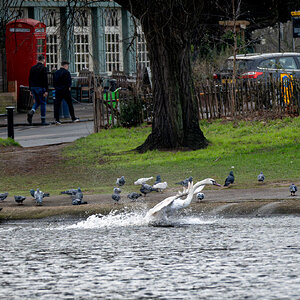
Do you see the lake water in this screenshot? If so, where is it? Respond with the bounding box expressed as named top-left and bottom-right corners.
top-left (1, 210), bottom-right (299, 299)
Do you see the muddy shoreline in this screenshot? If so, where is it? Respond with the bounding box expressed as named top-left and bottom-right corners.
top-left (0, 187), bottom-right (299, 221)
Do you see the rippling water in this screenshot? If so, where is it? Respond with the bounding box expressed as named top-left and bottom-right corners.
top-left (1, 211), bottom-right (299, 299)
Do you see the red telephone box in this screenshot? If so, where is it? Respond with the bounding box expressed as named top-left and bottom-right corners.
top-left (6, 18), bottom-right (47, 96)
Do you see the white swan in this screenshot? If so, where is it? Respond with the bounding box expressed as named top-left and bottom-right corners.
top-left (145, 178), bottom-right (220, 222)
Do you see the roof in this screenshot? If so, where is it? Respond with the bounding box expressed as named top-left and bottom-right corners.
top-left (228, 52), bottom-right (300, 60)
top-left (7, 18), bottom-right (45, 27)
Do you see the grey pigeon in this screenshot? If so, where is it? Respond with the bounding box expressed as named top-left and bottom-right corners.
top-left (175, 176), bottom-right (193, 187)
top-left (30, 189), bottom-right (35, 198)
top-left (140, 184), bottom-right (158, 196)
top-left (34, 189), bottom-right (43, 206)
top-left (290, 184), bottom-right (298, 196)
top-left (224, 171), bottom-right (234, 187)
top-left (14, 195), bottom-right (26, 205)
top-left (112, 187), bottom-right (121, 204)
top-left (71, 188), bottom-right (87, 205)
top-left (0, 192), bottom-right (8, 201)
top-left (196, 192), bottom-right (205, 201)
top-left (116, 176), bottom-right (125, 187)
top-left (113, 187), bottom-right (122, 194)
top-left (43, 193), bottom-right (50, 198)
top-left (258, 172), bottom-right (265, 182)
top-left (127, 192), bottom-right (142, 201)
top-left (61, 189), bottom-right (77, 195)
top-left (154, 175), bottom-right (161, 185)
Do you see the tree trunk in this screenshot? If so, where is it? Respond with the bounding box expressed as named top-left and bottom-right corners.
top-left (136, 30), bottom-right (208, 152)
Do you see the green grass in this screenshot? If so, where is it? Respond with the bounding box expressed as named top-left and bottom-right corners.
top-left (0, 118), bottom-right (299, 194)
top-left (0, 138), bottom-right (20, 147)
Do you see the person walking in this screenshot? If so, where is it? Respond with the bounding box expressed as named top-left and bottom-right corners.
top-left (53, 61), bottom-right (79, 124)
top-left (27, 55), bottom-right (49, 125)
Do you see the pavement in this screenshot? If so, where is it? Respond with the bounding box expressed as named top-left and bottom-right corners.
top-left (0, 103), bottom-right (95, 147)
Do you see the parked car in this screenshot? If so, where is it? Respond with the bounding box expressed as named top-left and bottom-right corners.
top-left (214, 52), bottom-right (300, 82)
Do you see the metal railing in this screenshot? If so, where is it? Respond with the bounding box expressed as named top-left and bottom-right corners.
top-left (0, 107), bottom-right (15, 139)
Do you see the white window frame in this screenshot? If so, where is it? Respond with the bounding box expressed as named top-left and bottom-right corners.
top-left (41, 8), bottom-right (61, 71)
top-left (73, 9), bottom-right (93, 73)
top-left (104, 7), bottom-right (123, 75)
top-left (136, 25), bottom-right (150, 69)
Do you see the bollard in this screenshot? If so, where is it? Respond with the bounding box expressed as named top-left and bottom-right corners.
top-left (6, 106), bottom-right (15, 139)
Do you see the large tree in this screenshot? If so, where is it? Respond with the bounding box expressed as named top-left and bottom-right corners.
top-left (116, 0), bottom-right (209, 152)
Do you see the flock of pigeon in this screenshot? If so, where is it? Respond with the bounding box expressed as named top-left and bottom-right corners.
top-left (0, 171), bottom-right (298, 206)
top-left (0, 189), bottom-right (50, 206)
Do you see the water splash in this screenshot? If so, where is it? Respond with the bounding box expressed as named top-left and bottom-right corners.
top-left (66, 208), bottom-right (148, 229)
top-left (65, 208), bottom-right (216, 229)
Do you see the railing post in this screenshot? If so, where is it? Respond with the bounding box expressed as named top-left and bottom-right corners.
top-left (6, 106), bottom-right (14, 139)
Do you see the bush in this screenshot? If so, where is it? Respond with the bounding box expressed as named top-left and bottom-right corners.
top-left (119, 95), bottom-right (143, 127)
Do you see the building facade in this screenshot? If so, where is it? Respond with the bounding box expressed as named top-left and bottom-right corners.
top-left (10, 1), bottom-right (150, 76)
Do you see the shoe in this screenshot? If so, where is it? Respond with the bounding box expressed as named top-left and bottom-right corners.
top-left (55, 121), bottom-right (62, 125)
top-left (72, 118), bottom-right (80, 123)
top-left (27, 110), bottom-right (34, 125)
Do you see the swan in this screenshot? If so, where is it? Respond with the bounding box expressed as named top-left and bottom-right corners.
top-left (145, 178), bottom-right (221, 222)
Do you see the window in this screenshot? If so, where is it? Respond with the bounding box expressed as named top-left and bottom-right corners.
top-left (258, 59), bottom-right (276, 69)
top-left (74, 9), bottom-right (92, 73)
top-left (41, 8), bottom-right (61, 71)
top-left (136, 26), bottom-right (150, 69)
top-left (278, 57), bottom-right (297, 70)
top-left (104, 8), bottom-right (123, 74)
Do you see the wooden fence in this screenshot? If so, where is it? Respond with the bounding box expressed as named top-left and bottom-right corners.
top-left (93, 88), bottom-right (153, 132)
top-left (93, 78), bottom-right (299, 131)
top-left (196, 78), bottom-right (300, 119)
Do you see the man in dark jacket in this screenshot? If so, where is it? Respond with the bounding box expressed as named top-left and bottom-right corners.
top-left (53, 61), bottom-right (79, 124)
top-left (27, 55), bottom-right (49, 125)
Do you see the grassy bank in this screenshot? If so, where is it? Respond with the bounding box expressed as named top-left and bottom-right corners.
top-left (0, 118), bottom-right (299, 195)
top-left (0, 138), bottom-right (20, 147)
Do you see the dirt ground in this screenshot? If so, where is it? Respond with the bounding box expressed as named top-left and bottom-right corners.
top-left (0, 144), bottom-right (65, 176)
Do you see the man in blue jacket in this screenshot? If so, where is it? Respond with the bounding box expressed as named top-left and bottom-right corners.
top-left (53, 61), bottom-right (79, 124)
top-left (27, 55), bottom-right (49, 125)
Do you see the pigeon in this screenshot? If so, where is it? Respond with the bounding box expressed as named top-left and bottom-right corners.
top-left (152, 182), bottom-right (168, 192)
top-left (113, 187), bottom-right (122, 194)
top-left (30, 189), bottom-right (35, 198)
top-left (0, 192), bottom-right (8, 201)
top-left (127, 192), bottom-right (142, 201)
top-left (72, 188), bottom-right (87, 205)
top-left (290, 184), bottom-right (298, 196)
top-left (134, 177), bottom-right (153, 185)
top-left (116, 176), bottom-right (125, 187)
top-left (112, 187), bottom-right (121, 204)
top-left (61, 189), bottom-right (78, 195)
top-left (258, 172), bottom-right (265, 182)
top-left (34, 189), bottom-right (44, 206)
top-left (43, 193), bottom-right (50, 198)
top-left (154, 175), bottom-right (161, 185)
top-left (224, 171), bottom-right (234, 187)
top-left (196, 192), bottom-right (205, 201)
top-left (140, 184), bottom-right (158, 196)
top-left (14, 195), bottom-right (26, 205)
top-left (175, 176), bottom-right (193, 187)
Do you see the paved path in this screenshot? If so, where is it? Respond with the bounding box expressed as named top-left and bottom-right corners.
top-left (0, 121), bottom-right (94, 147)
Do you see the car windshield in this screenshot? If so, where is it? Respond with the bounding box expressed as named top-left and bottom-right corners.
top-left (223, 59), bottom-right (253, 72)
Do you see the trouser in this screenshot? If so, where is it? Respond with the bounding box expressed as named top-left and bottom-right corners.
top-left (30, 87), bottom-right (47, 119)
top-left (54, 89), bottom-right (76, 121)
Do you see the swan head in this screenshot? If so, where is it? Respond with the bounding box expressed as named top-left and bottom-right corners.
top-left (194, 178), bottom-right (221, 188)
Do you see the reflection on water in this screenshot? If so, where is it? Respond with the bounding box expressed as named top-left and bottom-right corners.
top-left (0, 213), bottom-right (299, 299)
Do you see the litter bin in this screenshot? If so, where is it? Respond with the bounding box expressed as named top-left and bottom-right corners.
top-left (18, 86), bottom-right (34, 112)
